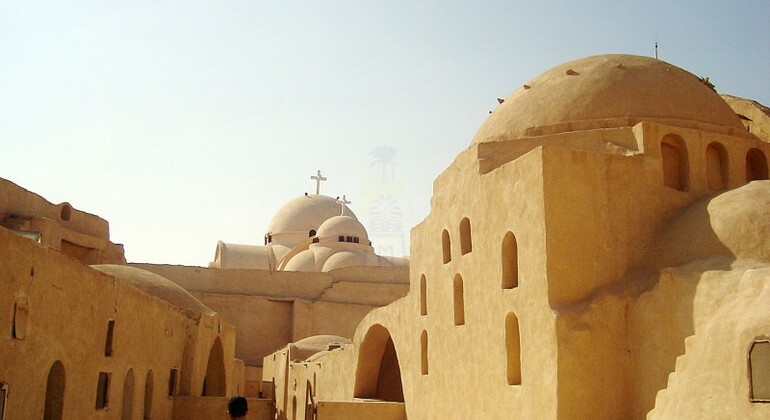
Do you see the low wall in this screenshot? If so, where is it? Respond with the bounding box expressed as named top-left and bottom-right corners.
top-left (172, 396), bottom-right (273, 420)
top-left (316, 401), bottom-right (406, 420)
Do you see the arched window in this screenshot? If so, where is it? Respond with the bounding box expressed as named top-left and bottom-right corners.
top-left (453, 274), bottom-right (465, 326)
top-left (746, 148), bottom-right (769, 182)
top-left (121, 369), bottom-right (135, 420)
top-left (505, 313), bottom-right (522, 385)
top-left (43, 361), bottom-right (66, 420)
top-left (143, 370), bottom-right (153, 420)
top-left (167, 368), bottom-right (178, 397)
top-left (60, 204), bottom-right (71, 221)
top-left (308, 229), bottom-right (316, 237)
top-left (421, 331), bottom-right (429, 375)
top-left (338, 236), bottom-right (345, 242)
top-left (502, 232), bottom-right (519, 289)
top-left (442, 229), bottom-right (451, 264)
top-left (419, 275), bottom-right (427, 316)
top-left (460, 218), bottom-right (472, 255)
top-left (661, 134), bottom-right (689, 191)
top-left (706, 142), bottom-right (729, 191)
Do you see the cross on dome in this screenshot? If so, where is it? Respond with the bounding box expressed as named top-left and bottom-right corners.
top-left (311, 170), bottom-right (327, 195)
top-left (337, 195), bottom-right (351, 215)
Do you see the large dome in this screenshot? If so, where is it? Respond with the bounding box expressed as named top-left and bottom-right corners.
top-left (267, 195), bottom-right (356, 234)
top-left (92, 265), bottom-right (214, 315)
top-left (472, 54), bottom-right (745, 144)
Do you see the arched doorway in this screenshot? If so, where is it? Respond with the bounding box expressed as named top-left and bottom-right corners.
top-left (121, 368), bottom-right (135, 420)
top-left (202, 337), bottom-right (226, 396)
top-left (661, 134), bottom-right (689, 191)
top-left (353, 324), bottom-right (404, 402)
top-left (43, 361), bottom-right (65, 420)
top-left (143, 370), bottom-right (153, 420)
top-left (746, 148), bottom-right (769, 181)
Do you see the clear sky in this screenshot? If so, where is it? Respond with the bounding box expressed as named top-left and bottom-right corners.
top-left (2, 1), bottom-right (768, 266)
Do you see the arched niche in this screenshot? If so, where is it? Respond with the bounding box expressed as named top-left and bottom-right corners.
top-left (421, 331), bottom-right (429, 375)
top-left (419, 274), bottom-right (427, 316)
top-left (661, 134), bottom-right (689, 191)
top-left (353, 324), bottom-right (404, 402)
top-left (505, 313), bottom-right (522, 385)
top-left (121, 369), bottom-right (135, 420)
top-left (459, 217), bottom-right (472, 255)
top-left (202, 337), bottom-right (226, 397)
top-left (706, 142), bottom-right (729, 191)
top-left (746, 148), bottom-right (769, 182)
top-left (442, 229), bottom-right (451, 264)
top-left (501, 232), bottom-right (519, 289)
top-left (43, 361), bottom-right (66, 420)
top-left (143, 370), bottom-right (153, 420)
top-left (453, 274), bottom-right (465, 326)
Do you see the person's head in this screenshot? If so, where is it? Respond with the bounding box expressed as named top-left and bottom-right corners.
top-left (227, 396), bottom-right (248, 419)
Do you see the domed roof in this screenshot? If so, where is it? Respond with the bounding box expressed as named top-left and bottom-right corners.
top-left (316, 215), bottom-right (368, 241)
top-left (322, 250), bottom-right (367, 271)
top-left (91, 265), bottom-right (214, 315)
top-left (647, 181), bottom-right (770, 270)
top-left (472, 54), bottom-right (744, 145)
top-left (267, 195), bottom-right (356, 234)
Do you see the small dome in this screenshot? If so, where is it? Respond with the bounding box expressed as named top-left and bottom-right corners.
top-left (289, 335), bottom-right (352, 361)
top-left (283, 249), bottom-right (318, 272)
top-left (472, 54), bottom-right (744, 145)
top-left (322, 250), bottom-right (367, 271)
top-left (647, 181), bottom-right (770, 270)
top-left (91, 265), bottom-right (214, 315)
top-left (267, 195), bottom-right (356, 234)
top-left (317, 215), bottom-right (368, 241)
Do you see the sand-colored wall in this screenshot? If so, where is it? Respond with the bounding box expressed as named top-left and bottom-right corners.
top-left (0, 227), bottom-right (186, 418)
top-left (316, 401), bottom-right (405, 419)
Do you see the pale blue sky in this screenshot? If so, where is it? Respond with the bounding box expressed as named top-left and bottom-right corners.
top-left (2, 1), bottom-right (768, 265)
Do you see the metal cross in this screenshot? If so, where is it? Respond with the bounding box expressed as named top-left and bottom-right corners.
top-left (311, 170), bottom-right (327, 195)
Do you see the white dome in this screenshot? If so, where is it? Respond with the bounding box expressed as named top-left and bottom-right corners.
top-left (322, 250), bottom-right (367, 271)
top-left (317, 215), bottom-right (368, 242)
top-left (267, 195), bottom-right (355, 235)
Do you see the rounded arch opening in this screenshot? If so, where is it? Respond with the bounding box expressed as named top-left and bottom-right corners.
top-left (353, 324), bottom-right (404, 402)
top-left (706, 142), bottom-right (729, 190)
top-left (502, 232), bottom-right (519, 289)
top-left (43, 360), bottom-right (66, 420)
top-left (505, 313), bottom-right (522, 385)
top-left (202, 337), bottom-right (226, 396)
top-left (459, 217), bottom-right (472, 255)
top-left (746, 148), bottom-right (769, 182)
top-left (121, 368), bottom-right (135, 420)
top-left (143, 370), bottom-right (153, 420)
top-left (661, 134), bottom-right (689, 191)
top-left (420, 330), bottom-right (429, 375)
top-left (441, 229), bottom-right (451, 264)
top-left (419, 274), bottom-right (427, 316)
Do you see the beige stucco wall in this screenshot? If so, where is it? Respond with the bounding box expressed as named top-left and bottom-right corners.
top-left (172, 396), bottom-right (273, 420)
top-left (0, 227), bottom-right (240, 418)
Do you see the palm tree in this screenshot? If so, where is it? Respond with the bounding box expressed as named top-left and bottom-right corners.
top-left (370, 146), bottom-right (397, 179)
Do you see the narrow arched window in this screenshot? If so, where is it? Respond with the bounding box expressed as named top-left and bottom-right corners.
top-left (44, 361), bottom-right (66, 420)
top-left (661, 134), bottom-right (689, 191)
top-left (505, 313), bottom-right (522, 385)
top-left (421, 331), bottom-right (429, 375)
top-left (746, 148), bottom-right (769, 182)
top-left (502, 232), bottom-right (519, 289)
top-left (419, 275), bottom-right (427, 316)
top-left (308, 229), bottom-right (316, 237)
top-left (338, 236), bottom-right (344, 242)
top-left (706, 142), bottom-right (729, 191)
top-left (460, 218), bottom-right (472, 255)
top-left (95, 372), bottom-right (110, 410)
top-left (453, 274), bottom-right (464, 326)
top-left (442, 229), bottom-right (451, 264)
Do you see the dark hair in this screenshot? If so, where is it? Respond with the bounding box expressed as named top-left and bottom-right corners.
top-left (228, 396), bottom-right (248, 417)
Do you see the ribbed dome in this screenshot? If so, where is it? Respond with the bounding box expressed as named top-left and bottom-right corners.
top-left (92, 265), bottom-right (214, 315)
top-left (472, 54), bottom-right (744, 145)
top-left (267, 195), bottom-right (355, 234)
